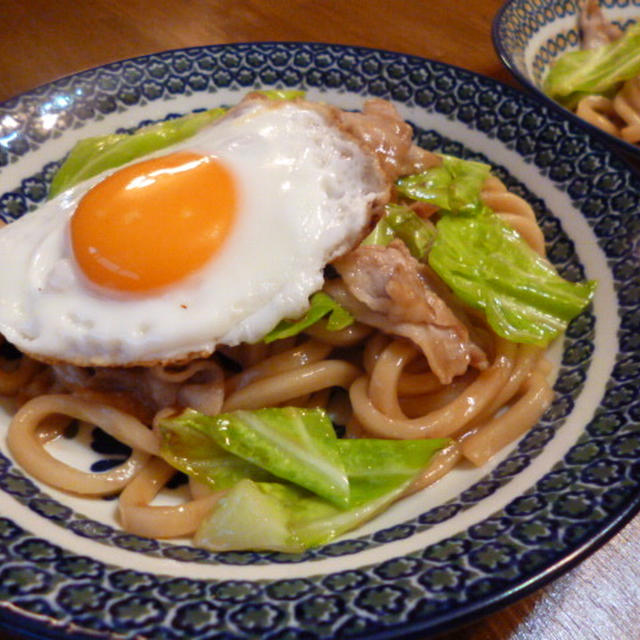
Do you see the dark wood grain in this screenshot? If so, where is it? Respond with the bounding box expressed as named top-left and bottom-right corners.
top-left (0, 2), bottom-right (638, 639)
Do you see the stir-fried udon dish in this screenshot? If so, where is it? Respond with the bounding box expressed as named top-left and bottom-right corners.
top-left (544, 0), bottom-right (640, 146)
top-left (0, 91), bottom-right (596, 552)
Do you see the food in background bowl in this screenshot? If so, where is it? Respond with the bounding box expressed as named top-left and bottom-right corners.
top-left (492, 0), bottom-right (640, 159)
top-left (544, 0), bottom-right (640, 145)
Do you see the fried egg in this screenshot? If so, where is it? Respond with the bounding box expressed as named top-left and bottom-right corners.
top-left (0, 97), bottom-right (389, 366)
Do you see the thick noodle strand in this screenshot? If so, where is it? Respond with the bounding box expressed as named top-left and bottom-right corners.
top-left (350, 339), bottom-right (517, 439)
top-left (118, 457), bottom-right (224, 538)
top-left (8, 394), bottom-right (155, 495)
top-left (223, 360), bottom-right (360, 411)
top-left (460, 371), bottom-right (553, 466)
top-left (481, 176), bottom-right (546, 256)
top-left (404, 442), bottom-right (462, 495)
top-left (225, 340), bottom-right (332, 394)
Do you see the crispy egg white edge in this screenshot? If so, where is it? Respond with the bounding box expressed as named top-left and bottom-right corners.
top-left (0, 99), bottom-right (386, 365)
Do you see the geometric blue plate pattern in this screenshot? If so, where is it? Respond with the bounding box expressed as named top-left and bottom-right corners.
top-left (0, 42), bottom-right (639, 639)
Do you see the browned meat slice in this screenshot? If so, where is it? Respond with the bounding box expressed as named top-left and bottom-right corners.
top-left (337, 99), bottom-right (440, 180)
top-left (236, 94), bottom-right (438, 189)
top-left (331, 241), bottom-right (487, 384)
top-left (579, 0), bottom-right (623, 49)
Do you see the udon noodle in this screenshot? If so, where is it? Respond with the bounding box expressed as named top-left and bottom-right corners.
top-left (576, 76), bottom-right (640, 145)
top-left (0, 175), bottom-right (556, 542)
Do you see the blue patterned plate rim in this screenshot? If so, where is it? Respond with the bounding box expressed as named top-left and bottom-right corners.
top-left (0, 41), bottom-right (639, 640)
top-left (491, 0), bottom-right (640, 163)
top-left (0, 502), bottom-right (637, 640)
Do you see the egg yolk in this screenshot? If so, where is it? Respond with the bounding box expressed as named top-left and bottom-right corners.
top-left (71, 151), bottom-right (237, 292)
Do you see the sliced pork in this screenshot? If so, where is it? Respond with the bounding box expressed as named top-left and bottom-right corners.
top-left (337, 99), bottom-right (440, 180)
top-left (579, 0), bottom-right (622, 49)
top-left (330, 241), bottom-right (487, 384)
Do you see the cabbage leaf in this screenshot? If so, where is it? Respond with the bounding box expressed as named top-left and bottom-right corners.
top-left (396, 154), bottom-right (491, 214)
top-left (428, 211), bottom-right (596, 345)
top-left (362, 203), bottom-right (436, 260)
top-left (49, 89), bottom-right (306, 197)
top-left (544, 22), bottom-right (640, 108)
top-left (160, 407), bottom-right (350, 507)
top-left (194, 437), bottom-right (449, 552)
top-left (263, 291), bottom-right (353, 344)
top-left (49, 108), bottom-right (226, 197)
top-left (159, 407), bottom-right (449, 551)
top-left (396, 156), bottom-right (596, 345)
top-left (255, 89), bottom-right (306, 100)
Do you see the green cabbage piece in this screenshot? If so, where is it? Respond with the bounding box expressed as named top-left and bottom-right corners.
top-left (362, 203), bottom-right (436, 260)
top-left (157, 415), bottom-right (273, 490)
top-left (396, 154), bottom-right (491, 214)
top-left (194, 478), bottom-right (405, 552)
top-left (48, 108), bottom-right (227, 197)
top-left (393, 156), bottom-right (596, 345)
top-left (160, 407), bottom-right (350, 507)
top-left (194, 437), bottom-right (449, 552)
top-left (544, 22), bottom-right (640, 108)
top-left (263, 291), bottom-right (354, 344)
top-left (255, 89), bottom-right (306, 100)
top-left (428, 211), bottom-right (596, 345)
top-left (159, 406), bottom-right (449, 551)
top-left (49, 89), bottom-right (305, 198)
top-left (194, 479), bottom-right (297, 552)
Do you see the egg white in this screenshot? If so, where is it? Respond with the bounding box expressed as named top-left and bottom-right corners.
top-left (0, 98), bottom-right (388, 365)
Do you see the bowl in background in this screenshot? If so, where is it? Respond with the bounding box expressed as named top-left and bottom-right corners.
top-left (493, 0), bottom-right (640, 162)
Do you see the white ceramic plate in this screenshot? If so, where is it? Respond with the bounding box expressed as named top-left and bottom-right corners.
top-left (0, 43), bottom-right (639, 639)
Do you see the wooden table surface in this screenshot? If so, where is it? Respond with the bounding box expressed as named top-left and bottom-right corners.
top-left (0, 1), bottom-right (639, 639)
